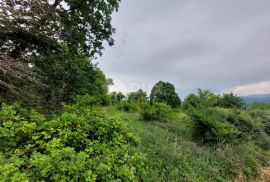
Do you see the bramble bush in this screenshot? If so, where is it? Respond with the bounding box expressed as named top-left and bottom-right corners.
top-left (0, 103), bottom-right (144, 181)
top-left (140, 103), bottom-right (175, 123)
top-left (188, 106), bottom-right (270, 148)
top-left (187, 107), bottom-right (240, 142)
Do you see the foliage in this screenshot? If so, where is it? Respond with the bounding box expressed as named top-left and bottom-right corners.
top-left (0, 0), bottom-right (119, 105)
top-left (150, 81), bottom-right (181, 108)
top-left (197, 89), bottom-right (220, 107)
top-left (140, 103), bottom-right (175, 123)
top-left (117, 102), bottom-right (138, 112)
top-left (217, 108), bottom-right (270, 150)
top-left (249, 102), bottom-right (270, 110)
top-left (0, 0), bottom-right (120, 57)
top-left (127, 89), bottom-right (148, 103)
top-left (35, 46), bottom-right (109, 108)
top-left (109, 92), bottom-right (125, 104)
top-left (188, 107), bottom-right (239, 142)
top-left (0, 103), bottom-right (143, 181)
top-left (182, 89), bottom-right (219, 110)
top-left (218, 93), bottom-right (245, 109)
top-left (182, 93), bottom-right (201, 110)
top-left (249, 109), bottom-right (270, 136)
top-left (122, 107), bottom-right (270, 182)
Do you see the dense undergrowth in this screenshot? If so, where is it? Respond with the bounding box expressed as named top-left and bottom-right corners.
top-left (1, 98), bottom-right (270, 181)
top-left (106, 103), bottom-right (270, 182)
top-left (0, 102), bottom-right (143, 181)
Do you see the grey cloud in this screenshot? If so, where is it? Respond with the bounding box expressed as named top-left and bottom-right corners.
top-left (98, 0), bottom-right (270, 97)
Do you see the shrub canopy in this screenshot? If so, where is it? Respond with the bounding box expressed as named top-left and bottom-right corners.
top-left (0, 103), bottom-right (143, 181)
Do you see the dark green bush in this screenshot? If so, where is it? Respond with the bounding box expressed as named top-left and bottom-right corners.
top-left (217, 93), bottom-right (245, 109)
top-left (117, 102), bottom-right (138, 112)
top-left (0, 103), bottom-right (143, 181)
top-left (188, 107), bottom-right (239, 142)
top-left (140, 103), bottom-right (175, 123)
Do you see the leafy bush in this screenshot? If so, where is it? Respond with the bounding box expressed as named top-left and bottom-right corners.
top-left (188, 107), bottom-right (239, 142)
top-left (0, 103), bottom-right (143, 181)
top-left (182, 89), bottom-right (219, 110)
top-left (217, 93), bottom-right (245, 109)
top-left (249, 109), bottom-right (270, 135)
top-left (182, 93), bottom-right (201, 110)
top-left (117, 102), bottom-right (138, 112)
top-left (140, 103), bottom-right (175, 123)
top-left (127, 89), bottom-right (148, 104)
top-left (218, 108), bottom-right (270, 149)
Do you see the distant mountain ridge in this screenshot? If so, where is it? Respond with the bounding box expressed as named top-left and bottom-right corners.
top-left (241, 93), bottom-right (270, 104)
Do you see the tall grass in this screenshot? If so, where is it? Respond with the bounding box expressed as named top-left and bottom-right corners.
top-left (105, 106), bottom-right (270, 181)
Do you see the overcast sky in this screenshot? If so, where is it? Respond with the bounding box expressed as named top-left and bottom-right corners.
top-left (98, 0), bottom-right (270, 98)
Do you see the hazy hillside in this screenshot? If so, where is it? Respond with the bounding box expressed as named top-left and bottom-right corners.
top-left (242, 94), bottom-right (270, 104)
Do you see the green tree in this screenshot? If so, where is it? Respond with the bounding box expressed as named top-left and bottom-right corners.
top-left (0, 0), bottom-right (120, 104)
top-left (150, 81), bottom-right (181, 108)
top-left (35, 46), bottom-right (109, 109)
top-left (110, 92), bottom-right (125, 104)
top-left (218, 93), bottom-right (245, 109)
top-left (197, 89), bottom-right (219, 107)
top-left (127, 89), bottom-right (148, 103)
top-left (182, 89), bottom-right (219, 110)
top-left (182, 93), bottom-right (201, 110)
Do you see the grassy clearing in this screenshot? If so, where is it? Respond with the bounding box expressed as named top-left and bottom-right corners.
top-left (104, 106), bottom-right (270, 182)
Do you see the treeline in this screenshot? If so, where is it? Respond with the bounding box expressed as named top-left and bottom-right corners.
top-left (108, 81), bottom-right (245, 111)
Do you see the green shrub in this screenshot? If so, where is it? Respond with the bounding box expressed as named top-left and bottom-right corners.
top-left (217, 93), bottom-right (245, 109)
top-left (188, 107), bottom-right (239, 142)
top-left (140, 103), bottom-right (175, 123)
top-left (182, 89), bottom-right (219, 110)
top-left (0, 103), bottom-right (143, 181)
top-left (73, 94), bottom-right (101, 107)
top-left (218, 108), bottom-right (270, 149)
top-left (117, 102), bottom-right (138, 112)
top-left (249, 109), bottom-right (270, 135)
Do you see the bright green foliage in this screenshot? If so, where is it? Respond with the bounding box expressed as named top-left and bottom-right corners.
top-left (197, 89), bottom-right (220, 107)
top-left (127, 89), bottom-right (148, 104)
top-left (182, 93), bottom-right (201, 110)
top-left (117, 102), bottom-right (138, 113)
top-left (182, 89), bottom-right (219, 110)
top-left (150, 81), bottom-right (181, 108)
top-left (140, 103), bottom-right (175, 123)
top-left (73, 94), bottom-right (102, 107)
top-left (188, 107), bottom-right (239, 142)
top-left (0, 103), bottom-right (143, 181)
top-left (218, 93), bottom-right (245, 109)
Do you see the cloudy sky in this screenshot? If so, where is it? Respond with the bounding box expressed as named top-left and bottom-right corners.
top-left (98, 0), bottom-right (270, 98)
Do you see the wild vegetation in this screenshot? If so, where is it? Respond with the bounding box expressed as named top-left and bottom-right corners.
top-left (1, 0), bottom-right (270, 181)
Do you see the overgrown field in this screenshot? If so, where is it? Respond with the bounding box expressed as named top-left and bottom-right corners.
top-left (104, 105), bottom-right (270, 182)
top-left (1, 94), bottom-right (270, 181)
